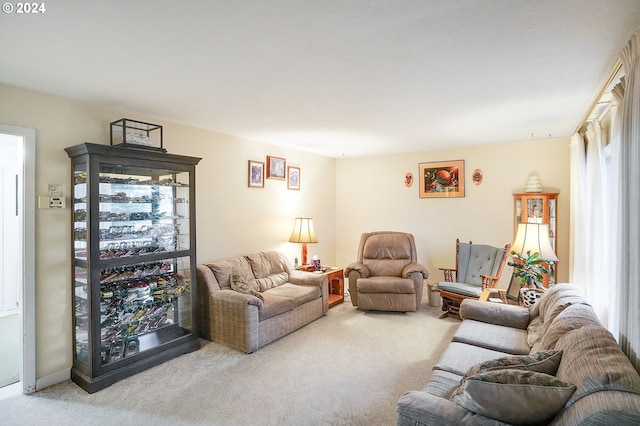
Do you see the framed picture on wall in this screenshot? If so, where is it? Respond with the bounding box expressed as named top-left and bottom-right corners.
top-left (267, 155), bottom-right (286, 180)
top-left (419, 160), bottom-right (465, 198)
top-left (248, 160), bottom-right (264, 188)
top-left (287, 166), bottom-right (300, 190)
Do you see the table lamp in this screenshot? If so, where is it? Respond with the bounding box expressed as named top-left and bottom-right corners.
top-left (288, 217), bottom-right (318, 267)
top-left (511, 223), bottom-right (558, 262)
top-left (510, 222), bottom-right (558, 290)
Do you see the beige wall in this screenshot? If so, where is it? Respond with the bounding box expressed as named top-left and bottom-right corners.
top-left (0, 81), bottom-right (570, 386)
top-left (335, 140), bottom-right (570, 288)
top-left (0, 83), bottom-right (336, 382)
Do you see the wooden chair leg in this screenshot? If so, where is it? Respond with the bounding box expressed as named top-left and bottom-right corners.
top-left (439, 296), bottom-right (462, 319)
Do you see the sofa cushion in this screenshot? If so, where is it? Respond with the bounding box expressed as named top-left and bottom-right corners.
top-left (527, 284), bottom-right (588, 347)
top-left (246, 251), bottom-right (290, 278)
top-left (434, 342), bottom-right (511, 377)
top-left (357, 276), bottom-right (415, 294)
top-left (531, 303), bottom-right (602, 353)
top-left (258, 292), bottom-right (296, 321)
top-left (245, 251), bottom-right (291, 291)
top-left (464, 350), bottom-right (563, 378)
top-left (230, 273), bottom-right (260, 294)
top-left (255, 272), bottom-right (289, 292)
top-left (453, 319), bottom-right (529, 355)
top-left (207, 256), bottom-right (254, 291)
top-left (450, 370), bottom-right (576, 425)
top-left (265, 283), bottom-right (321, 307)
top-left (555, 326), bottom-right (640, 408)
top-left (529, 283), bottom-right (582, 319)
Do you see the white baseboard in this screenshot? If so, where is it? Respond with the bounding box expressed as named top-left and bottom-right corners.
top-left (36, 368), bottom-right (70, 391)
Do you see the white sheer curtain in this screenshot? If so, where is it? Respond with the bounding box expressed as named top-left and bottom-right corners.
top-left (569, 123), bottom-right (611, 326)
top-left (569, 133), bottom-right (587, 286)
top-left (616, 30), bottom-right (640, 372)
top-left (608, 80), bottom-right (624, 339)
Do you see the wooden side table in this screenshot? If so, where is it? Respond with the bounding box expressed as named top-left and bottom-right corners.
top-left (315, 267), bottom-right (344, 308)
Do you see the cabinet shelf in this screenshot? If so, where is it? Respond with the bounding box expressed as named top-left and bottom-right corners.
top-left (66, 142), bottom-right (201, 393)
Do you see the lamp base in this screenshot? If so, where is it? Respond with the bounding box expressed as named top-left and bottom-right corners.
top-left (301, 243), bottom-right (308, 266)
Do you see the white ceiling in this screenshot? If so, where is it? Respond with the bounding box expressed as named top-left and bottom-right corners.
top-left (1, 1), bottom-right (639, 157)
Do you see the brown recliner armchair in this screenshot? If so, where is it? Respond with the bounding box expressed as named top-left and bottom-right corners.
top-left (344, 231), bottom-right (429, 312)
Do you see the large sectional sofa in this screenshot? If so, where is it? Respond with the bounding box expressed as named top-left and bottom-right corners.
top-left (196, 251), bottom-right (328, 353)
top-left (397, 284), bottom-right (640, 425)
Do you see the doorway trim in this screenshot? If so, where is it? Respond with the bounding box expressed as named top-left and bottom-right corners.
top-left (0, 124), bottom-right (36, 394)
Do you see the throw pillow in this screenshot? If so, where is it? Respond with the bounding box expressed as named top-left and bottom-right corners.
top-left (464, 350), bottom-right (563, 379)
top-left (450, 370), bottom-right (576, 425)
top-left (231, 274), bottom-right (264, 301)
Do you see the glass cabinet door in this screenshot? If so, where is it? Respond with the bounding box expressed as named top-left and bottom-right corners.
top-left (73, 165), bottom-right (88, 260)
top-left (95, 165), bottom-right (192, 366)
top-left (97, 169), bottom-right (191, 256)
top-left (98, 256), bottom-right (192, 365)
top-left (73, 164), bottom-right (89, 366)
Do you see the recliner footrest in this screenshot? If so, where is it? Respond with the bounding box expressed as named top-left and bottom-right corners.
top-left (358, 277), bottom-right (415, 294)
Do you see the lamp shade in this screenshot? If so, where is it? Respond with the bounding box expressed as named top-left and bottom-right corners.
top-left (512, 223), bottom-right (558, 262)
top-left (288, 217), bottom-right (318, 244)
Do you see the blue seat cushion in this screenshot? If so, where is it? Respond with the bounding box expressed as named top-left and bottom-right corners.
top-left (438, 281), bottom-right (483, 298)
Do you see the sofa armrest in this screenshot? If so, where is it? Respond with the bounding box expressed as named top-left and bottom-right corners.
top-left (207, 289), bottom-right (261, 353)
top-left (459, 299), bottom-right (530, 329)
top-left (397, 391), bottom-right (483, 426)
top-left (288, 270), bottom-right (329, 314)
top-left (403, 262), bottom-right (429, 279)
top-left (196, 264), bottom-right (222, 292)
top-left (288, 270), bottom-right (326, 287)
top-left (344, 262), bottom-right (369, 278)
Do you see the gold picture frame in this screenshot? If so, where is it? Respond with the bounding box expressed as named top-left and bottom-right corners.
top-left (248, 160), bottom-right (264, 188)
top-left (419, 160), bottom-right (465, 198)
top-left (267, 155), bottom-right (286, 180)
top-left (287, 166), bottom-right (300, 190)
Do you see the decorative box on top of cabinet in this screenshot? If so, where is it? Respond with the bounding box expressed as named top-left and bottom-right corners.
top-left (65, 142), bottom-right (201, 393)
top-left (513, 191), bottom-right (559, 287)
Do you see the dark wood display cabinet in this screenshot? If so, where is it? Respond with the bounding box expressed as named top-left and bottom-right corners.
top-left (65, 143), bottom-right (201, 393)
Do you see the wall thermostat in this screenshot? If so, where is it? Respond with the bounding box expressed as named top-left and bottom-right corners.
top-left (38, 195), bottom-right (66, 209)
top-left (49, 196), bottom-right (65, 208)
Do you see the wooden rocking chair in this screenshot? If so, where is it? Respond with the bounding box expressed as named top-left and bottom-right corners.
top-left (437, 239), bottom-right (510, 318)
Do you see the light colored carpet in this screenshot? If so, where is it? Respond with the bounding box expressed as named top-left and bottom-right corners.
top-left (0, 312), bottom-right (20, 388)
top-left (0, 295), bottom-right (459, 426)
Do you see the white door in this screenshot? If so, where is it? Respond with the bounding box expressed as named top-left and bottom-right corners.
top-left (0, 125), bottom-right (36, 394)
top-left (0, 133), bottom-right (21, 387)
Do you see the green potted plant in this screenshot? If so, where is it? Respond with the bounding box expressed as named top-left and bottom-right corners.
top-left (508, 250), bottom-right (550, 306)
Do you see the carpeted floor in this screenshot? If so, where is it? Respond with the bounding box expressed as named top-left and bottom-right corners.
top-left (0, 312), bottom-right (20, 388)
top-left (0, 295), bottom-right (459, 426)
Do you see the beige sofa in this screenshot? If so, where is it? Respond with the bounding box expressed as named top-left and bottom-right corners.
top-left (397, 284), bottom-right (640, 425)
top-left (196, 251), bottom-right (328, 353)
